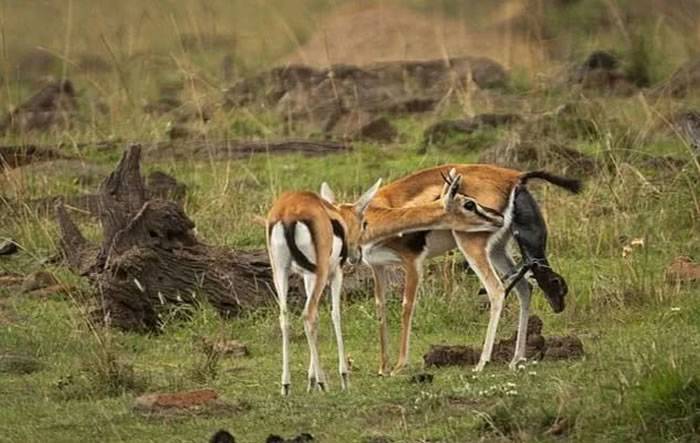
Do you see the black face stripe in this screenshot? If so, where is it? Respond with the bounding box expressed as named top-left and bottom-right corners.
top-left (456, 192), bottom-right (503, 218)
top-left (330, 218), bottom-right (348, 265)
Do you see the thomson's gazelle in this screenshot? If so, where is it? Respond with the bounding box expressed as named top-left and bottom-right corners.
top-left (266, 174), bottom-right (503, 395)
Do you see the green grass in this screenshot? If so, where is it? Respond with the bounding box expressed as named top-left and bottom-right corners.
top-left (2, 1), bottom-right (700, 442)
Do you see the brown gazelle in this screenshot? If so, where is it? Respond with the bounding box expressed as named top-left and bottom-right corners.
top-left (361, 164), bottom-right (582, 375)
top-left (266, 174), bottom-right (504, 395)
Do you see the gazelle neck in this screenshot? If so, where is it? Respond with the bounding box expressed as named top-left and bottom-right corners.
top-left (362, 203), bottom-right (453, 245)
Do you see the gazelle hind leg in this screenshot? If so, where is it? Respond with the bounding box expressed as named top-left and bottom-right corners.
top-left (329, 271), bottom-right (349, 390)
top-left (392, 258), bottom-right (423, 375)
top-left (490, 242), bottom-right (531, 370)
top-left (302, 273), bottom-right (325, 391)
top-left (453, 232), bottom-right (506, 372)
top-left (370, 265), bottom-right (391, 376)
top-left (269, 223), bottom-right (292, 396)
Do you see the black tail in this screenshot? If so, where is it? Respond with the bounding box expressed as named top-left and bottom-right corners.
top-left (520, 170), bottom-right (582, 194)
top-left (283, 221), bottom-right (317, 273)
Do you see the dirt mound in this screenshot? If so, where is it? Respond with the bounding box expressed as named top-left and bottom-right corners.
top-left (0, 145), bottom-right (70, 171)
top-left (658, 57), bottom-right (700, 98)
top-left (0, 80), bottom-right (78, 134)
top-left (569, 50), bottom-right (637, 95)
top-left (478, 135), bottom-right (597, 177)
top-left (225, 57), bottom-right (507, 136)
top-left (423, 315), bottom-right (584, 367)
top-left (285, 3), bottom-right (540, 70)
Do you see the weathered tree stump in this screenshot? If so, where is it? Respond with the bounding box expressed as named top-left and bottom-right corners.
top-left (55, 145), bottom-right (287, 331)
top-left (56, 145), bottom-right (384, 331)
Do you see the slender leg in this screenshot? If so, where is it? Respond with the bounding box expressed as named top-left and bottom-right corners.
top-left (303, 271), bottom-right (328, 392)
top-left (392, 257), bottom-right (423, 375)
top-left (269, 225), bottom-right (292, 396)
top-left (453, 232), bottom-right (506, 372)
top-left (302, 273), bottom-right (325, 391)
top-left (490, 241), bottom-right (531, 370)
top-left (370, 265), bottom-right (391, 376)
top-left (329, 271), bottom-right (349, 390)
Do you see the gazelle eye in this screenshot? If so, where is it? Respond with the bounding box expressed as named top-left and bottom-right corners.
top-left (362, 220), bottom-right (368, 231)
top-left (464, 200), bottom-right (476, 211)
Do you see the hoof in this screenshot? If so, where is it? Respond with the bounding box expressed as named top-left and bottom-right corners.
top-left (281, 384), bottom-right (290, 396)
top-left (340, 373), bottom-right (349, 391)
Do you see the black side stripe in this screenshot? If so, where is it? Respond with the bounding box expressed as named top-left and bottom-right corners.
top-left (330, 219), bottom-right (348, 265)
top-left (283, 221), bottom-right (316, 272)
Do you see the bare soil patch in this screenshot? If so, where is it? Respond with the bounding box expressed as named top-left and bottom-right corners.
top-left (423, 315), bottom-right (584, 368)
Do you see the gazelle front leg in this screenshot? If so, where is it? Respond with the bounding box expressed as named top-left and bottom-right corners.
top-left (370, 264), bottom-right (391, 375)
top-left (453, 231), bottom-right (506, 372)
top-left (490, 243), bottom-right (532, 370)
top-left (392, 256), bottom-right (423, 375)
top-left (329, 271), bottom-right (349, 390)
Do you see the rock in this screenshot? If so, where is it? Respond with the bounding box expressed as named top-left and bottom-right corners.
top-left (665, 256), bottom-right (700, 283)
top-left (0, 239), bottom-right (19, 256)
top-left (134, 388), bottom-right (219, 411)
top-left (0, 145), bottom-right (70, 171)
top-left (667, 110), bottom-right (700, 153)
top-left (571, 50), bottom-right (636, 94)
top-left (266, 433), bottom-right (314, 443)
top-left (224, 57), bottom-right (508, 125)
top-left (660, 57), bottom-right (700, 98)
top-left (326, 110), bottom-right (397, 142)
top-left (201, 338), bottom-right (249, 358)
top-left (409, 372), bottom-right (434, 384)
top-left (423, 315), bottom-right (584, 368)
top-left (0, 353), bottom-right (43, 374)
top-left (423, 113), bottom-right (523, 145)
top-left (543, 336), bottom-right (584, 360)
top-left (21, 271), bottom-right (58, 293)
top-left (478, 136), bottom-right (597, 177)
top-left (210, 430), bottom-right (236, 443)
top-left (0, 80), bottom-right (78, 134)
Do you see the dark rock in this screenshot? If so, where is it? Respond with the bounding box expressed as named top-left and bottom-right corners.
top-left (224, 57), bottom-right (508, 127)
top-left (266, 433), bottom-right (314, 443)
top-left (571, 51), bottom-right (636, 94)
top-left (0, 80), bottom-right (78, 133)
top-left (660, 57), bottom-right (700, 98)
top-left (478, 137), bottom-right (597, 177)
top-left (21, 271), bottom-right (58, 293)
top-left (423, 113), bottom-right (523, 145)
top-left (0, 353), bottom-right (43, 374)
top-left (423, 315), bottom-right (584, 368)
top-left (210, 430), bottom-right (236, 443)
top-left (409, 372), bottom-right (434, 384)
top-left (326, 110), bottom-right (397, 142)
top-left (0, 239), bottom-right (19, 256)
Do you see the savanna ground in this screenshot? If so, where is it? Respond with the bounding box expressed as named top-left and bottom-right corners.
top-left (1, 1), bottom-right (700, 442)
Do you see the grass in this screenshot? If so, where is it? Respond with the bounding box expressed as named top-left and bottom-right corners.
top-left (2, 1), bottom-right (700, 442)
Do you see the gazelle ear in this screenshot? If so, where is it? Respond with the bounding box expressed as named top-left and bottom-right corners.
top-left (355, 178), bottom-right (382, 215)
top-left (320, 182), bottom-right (335, 203)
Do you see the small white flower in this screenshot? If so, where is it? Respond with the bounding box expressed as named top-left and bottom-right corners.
top-left (529, 371), bottom-right (537, 376)
top-left (671, 307), bottom-right (681, 312)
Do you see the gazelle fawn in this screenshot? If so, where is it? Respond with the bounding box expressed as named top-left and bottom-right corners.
top-left (266, 179), bottom-right (381, 395)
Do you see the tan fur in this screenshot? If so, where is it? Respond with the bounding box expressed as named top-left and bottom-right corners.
top-left (365, 164), bottom-right (527, 375)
